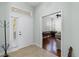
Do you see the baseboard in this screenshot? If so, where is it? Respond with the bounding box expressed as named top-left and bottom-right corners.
top-left (0, 42), bottom-right (42, 56)
top-left (0, 42), bottom-right (34, 56)
top-left (34, 42), bottom-right (42, 48)
top-left (9, 42), bottom-right (34, 52)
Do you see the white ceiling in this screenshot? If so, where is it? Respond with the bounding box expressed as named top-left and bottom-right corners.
top-left (25, 2), bottom-right (41, 7)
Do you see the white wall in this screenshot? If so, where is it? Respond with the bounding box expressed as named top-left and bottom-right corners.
top-left (0, 2), bottom-right (9, 53)
top-left (71, 3), bottom-right (79, 57)
top-left (34, 2), bottom-right (72, 56)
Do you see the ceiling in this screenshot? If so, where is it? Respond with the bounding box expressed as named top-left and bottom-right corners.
top-left (25, 2), bottom-right (41, 7)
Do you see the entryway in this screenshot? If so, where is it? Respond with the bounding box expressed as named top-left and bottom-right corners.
top-left (42, 11), bottom-right (61, 57)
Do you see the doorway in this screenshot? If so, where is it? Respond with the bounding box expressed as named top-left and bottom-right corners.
top-left (42, 11), bottom-right (61, 57)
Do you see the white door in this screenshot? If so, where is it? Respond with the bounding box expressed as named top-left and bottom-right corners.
top-left (9, 14), bottom-right (33, 50)
top-left (16, 15), bottom-right (33, 48)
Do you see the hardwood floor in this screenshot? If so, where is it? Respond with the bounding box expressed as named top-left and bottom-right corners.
top-left (42, 31), bottom-right (61, 57)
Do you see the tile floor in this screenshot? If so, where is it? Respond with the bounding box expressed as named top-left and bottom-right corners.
top-left (8, 45), bottom-right (57, 57)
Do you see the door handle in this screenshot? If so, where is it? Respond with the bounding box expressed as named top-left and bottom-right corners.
top-left (19, 32), bottom-right (22, 35)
